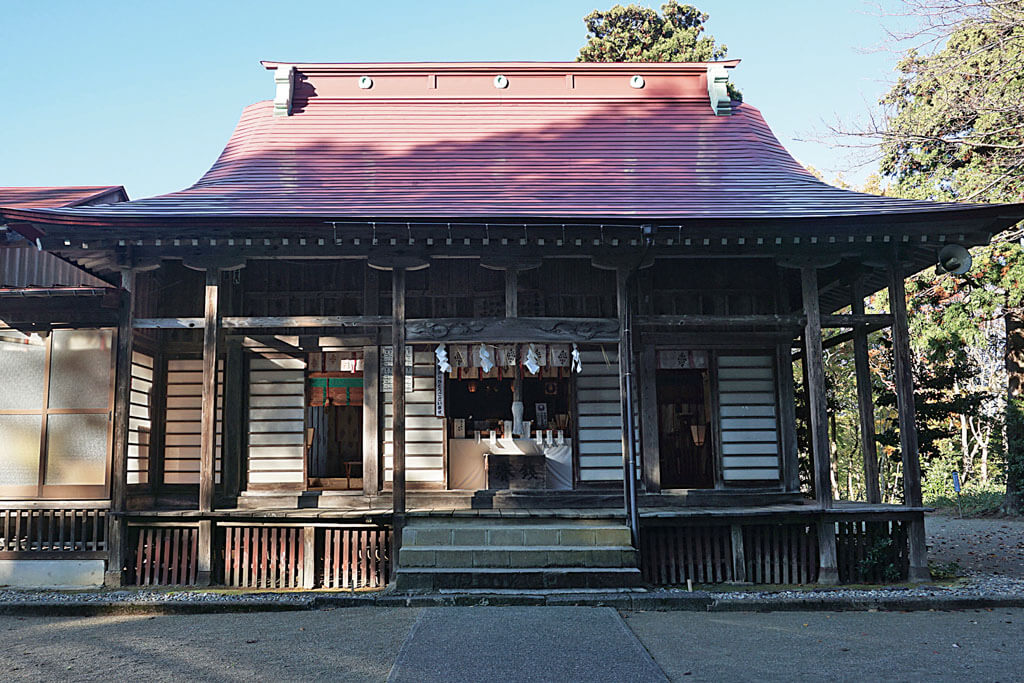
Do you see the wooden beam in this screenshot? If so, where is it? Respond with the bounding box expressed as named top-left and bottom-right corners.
top-left (888, 265), bottom-right (930, 581)
top-left (637, 314), bottom-right (804, 330)
top-left (405, 317), bottom-right (618, 343)
top-left (851, 278), bottom-right (881, 504)
top-left (801, 266), bottom-right (839, 584)
top-left (391, 267), bottom-right (407, 579)
top-left (104, 269), bottom-right (135, 588)
top-left (821, 313), bottom-right (893, 328)
top-left (133, 315), bottom-right (390, 329)
top-left (199, 268), bottom-right (220, 514)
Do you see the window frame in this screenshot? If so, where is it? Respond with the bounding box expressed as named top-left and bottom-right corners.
top-left (0, 328), bottom-right (116, 499)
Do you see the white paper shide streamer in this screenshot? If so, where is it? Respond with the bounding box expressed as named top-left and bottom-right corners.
top-left (435, 344), bottom-right (451, 373)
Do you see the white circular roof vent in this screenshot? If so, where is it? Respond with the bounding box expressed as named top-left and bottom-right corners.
top-left (358, 76), bottom-right (373, 89)
top-left (630, 75), bottom-right (645, 89)
top-left (493, 74), bottom-right (509, 89)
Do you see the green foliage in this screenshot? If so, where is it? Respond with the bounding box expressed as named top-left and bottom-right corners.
top-left (857, 535), bottom-right (902, 583)
top-left (928, 560), bottom-right (963, 581)
top-left (926, 481), bottom-right (1007, 516)
top-left (577, 2), bottom-right (742, 100)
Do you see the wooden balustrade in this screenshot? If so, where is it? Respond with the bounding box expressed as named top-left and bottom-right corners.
top-left (0, 508), bottom-right (107, 557)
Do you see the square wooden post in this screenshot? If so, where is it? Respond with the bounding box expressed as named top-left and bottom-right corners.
top-left (800, 266), bottom-right (839, 584)
top-left (199, 268), bottom-right (221, 513)
top-left (105, 269), bottom-right (135, 588)
top-left (888, 265), bottom-right (930, 581)
top-left (616, 267), bottom-right (640, 543)
top-left (363, 345), bottom-right (381, 497)
top-left (391, 267), bottom-right (407, 580)
top-left (851, 277), bottom-right (882, 503)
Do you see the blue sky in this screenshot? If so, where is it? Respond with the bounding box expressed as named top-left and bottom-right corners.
top-left (0, 0), bottom-right (907, 199)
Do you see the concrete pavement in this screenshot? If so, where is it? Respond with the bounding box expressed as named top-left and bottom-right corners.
top-left (2, 606), bottom-right (1022, 681)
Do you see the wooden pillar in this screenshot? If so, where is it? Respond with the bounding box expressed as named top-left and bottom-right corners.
top-left (888, 265), bottom-right (929, 581)
top-left (196, 519), bottom-right (213, 586)
top-left (363, 344), bottom-right (380, 496)
top-left (616, 267), bottom-right (639, 543)
top-left (800, 266), bottom-right (839, 584)
top-left (104, 269), bottom-right (135, 588)
top-left (776, 343), bottom-right (800, 492)
top-left (222, 339), bottom-right (244, 500)
top-left (851, 277), bottom-right (882, 503)
top-left (199, 268), bottom-right (221, 513)
top-left (391, 267), bottom-right (407, 579)
top-left (505, 269), bottom-right (523, 405)
top-left (638, 344), bottom-right (660, 492)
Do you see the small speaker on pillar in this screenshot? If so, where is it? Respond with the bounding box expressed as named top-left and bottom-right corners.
top-left (936, 244), bottom-right (972, 275)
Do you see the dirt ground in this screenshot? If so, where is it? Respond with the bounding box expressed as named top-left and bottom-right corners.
top-left (925, 513), bottom-right (1024, 577)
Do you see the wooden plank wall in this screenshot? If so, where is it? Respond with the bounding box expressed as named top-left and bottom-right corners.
top-left (247, 355), bottom-right (306, 486)
top-left (164, 359), bottom-right (223, 484)
top-left (127, 350), bottom-right (154, 485)
top-left (717, 354), bottom-right (781, 482)
top-left (383, 346), bottom-right (445, 487)
top-left (576, 347), bottom-right (626, 482)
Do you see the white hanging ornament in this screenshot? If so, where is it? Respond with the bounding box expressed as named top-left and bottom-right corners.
top-left (478, 344), bottom-right (494, 373)
top-left (435, 344), bottom-right (452, 373)
top-left (571, 343), bottom-right (583, 373)
top-left (524, 343), bottom-right (541, 375)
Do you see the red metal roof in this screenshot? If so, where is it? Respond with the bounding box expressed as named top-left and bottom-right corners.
top-left (1, 64), bottom-right (1020, 225)
top-left (0, 186), bottom-right (126, 209)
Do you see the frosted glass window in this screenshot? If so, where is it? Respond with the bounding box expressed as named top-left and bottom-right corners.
top-left (48, 329), bottom-right (113, 410)
top-left (0, 414), bottom-right (42, 486)
top-left (0, 333), bottom-right (45, 410)
top-left (44, 413), bottom-right (107, 486)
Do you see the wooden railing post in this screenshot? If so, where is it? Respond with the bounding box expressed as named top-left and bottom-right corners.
top-left (105, 268), bottom-right (135, 588)
top-left (888, 265), bottom-right (930, 581)
top-left (616, 267), bottom-right (640, 544)
top-left (800, 266), bottom-right (839, 584)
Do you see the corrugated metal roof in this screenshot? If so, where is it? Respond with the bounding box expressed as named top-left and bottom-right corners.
top-left (0, 64), bottom-right (1019, 225)
top-left (0, 187), bottom-right (124, 287)
top-left (0, 186), bottom-right (126, 209)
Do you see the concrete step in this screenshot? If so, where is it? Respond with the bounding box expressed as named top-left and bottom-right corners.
top-left (399, 545), bottom-right (637, 569)
top-left (394, 567), bottom-right (643, 592)
top-left (403, 523), bottom-right (632, 548)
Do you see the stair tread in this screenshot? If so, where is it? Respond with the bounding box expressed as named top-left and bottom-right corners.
top-left (401, 545), bottom-right (635, 552)
top-left (396, 567), bottom-right (641, 574)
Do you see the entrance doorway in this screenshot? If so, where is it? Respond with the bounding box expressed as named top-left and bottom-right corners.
top-left (656, 368), bottom-right (714, 489)
top-left (306, 352), bottom-right (364, 490)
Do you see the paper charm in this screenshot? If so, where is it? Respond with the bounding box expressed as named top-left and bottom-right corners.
top-left (435, 344), bottom-right (452, 373)
top-left (549, 344), bottom-right (571, 367)
top-left (524, 343), bottom-right (541, 375)
top-left (478, 344), bottom-right (495, 373)
top-left (498, 344), bottom-right (518, 368)
top-left (450, 344), bottom-right (469, 368)
top-left (571, 343), bottom-right (583, 373)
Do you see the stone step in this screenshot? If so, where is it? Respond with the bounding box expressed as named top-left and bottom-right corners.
top-left (394, 567), bottom-right (643, 592)
top-left (403, 524), bottom-right (632, 548)
top-left (399, 545), bottom-right (637, 569)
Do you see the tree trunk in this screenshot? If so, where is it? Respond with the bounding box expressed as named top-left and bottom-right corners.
top-left (1003, 309), bottom-right (1024, 515)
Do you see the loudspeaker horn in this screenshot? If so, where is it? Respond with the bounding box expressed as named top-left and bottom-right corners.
top-left (936, 244), bottom-right (972, 275)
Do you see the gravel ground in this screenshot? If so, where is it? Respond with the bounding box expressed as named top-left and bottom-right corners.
top-left (926, 512), bottom-right (1024, 577)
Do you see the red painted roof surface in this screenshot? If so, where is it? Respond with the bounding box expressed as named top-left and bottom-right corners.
top-left (0, 186), bottom-right (126, 209)
top-left (1, 64), bottom-right (1018, 225)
